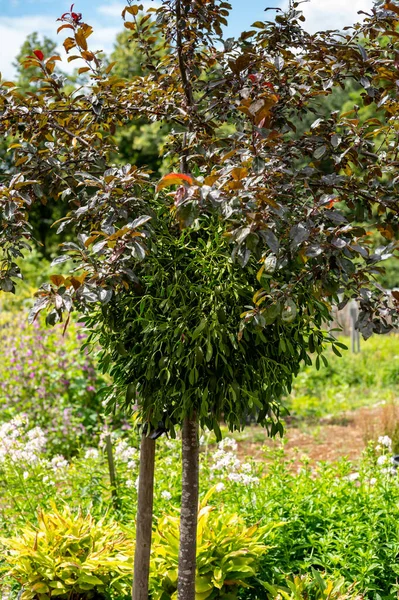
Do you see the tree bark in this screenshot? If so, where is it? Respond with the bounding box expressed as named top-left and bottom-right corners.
top-left (132, 434), bottom-right (156, 600)
top-left (177, 415), bottom-right (199, 600)
top-left (175, 3), bottom-right (200, 598)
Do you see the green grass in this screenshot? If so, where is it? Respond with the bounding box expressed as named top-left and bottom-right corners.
top-left (287, 334), bottom-right (399, 419)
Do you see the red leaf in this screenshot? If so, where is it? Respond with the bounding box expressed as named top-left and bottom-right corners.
top-left (33, 49), bottom-right (44, 61)
top-left (156, 173), bottom-right (194, 192)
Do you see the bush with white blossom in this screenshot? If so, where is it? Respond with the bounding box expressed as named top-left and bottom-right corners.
top-left (210, 437), bottom-right (259, 486)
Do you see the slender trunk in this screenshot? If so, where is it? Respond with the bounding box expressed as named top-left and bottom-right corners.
top-left (177, 415), bottom-right (199, 600)
top-left (175, 3), bottom-right (200, 597)
top-left (132, 434), bottom-right (156, 600)
top-left (105, 433), bottom-right (119, 510)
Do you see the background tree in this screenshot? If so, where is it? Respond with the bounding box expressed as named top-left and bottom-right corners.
top-left (1, 1), bottom-right (399, 599)
top-left (110, 29), bottom-right (170, 174)
top-left (0, 33), bottom-right (69, 260)
top-left (13, 33), bottom-right (61, 92)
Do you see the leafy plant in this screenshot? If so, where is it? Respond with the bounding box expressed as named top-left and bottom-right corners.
top-left (0, 504), bottom-right (135, 600)
top-left (262, 571), bottom-right (363, 600)
top-left (150, 492), bottom-right (272, 600)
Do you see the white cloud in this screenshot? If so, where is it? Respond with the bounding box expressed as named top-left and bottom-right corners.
top-left (90, 26), bottom-right (122, 52)
top-left (0, 14), bottom-right (120, 80)
top-left (299, 0), bottom-right (373, 33)
top-left (97, 3), bottom-right (126, 18)
top-left (0, 15), bottom-right (57, 80)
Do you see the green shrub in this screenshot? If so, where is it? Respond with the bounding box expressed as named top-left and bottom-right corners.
top-left (150, 493), bottom-right (271, 600)
top-left (263, 571), bottom-right (363, 600)
top-left (233, 444), bottom-right (399, 600)
top-left (0, 504), bottom-right (135, 600)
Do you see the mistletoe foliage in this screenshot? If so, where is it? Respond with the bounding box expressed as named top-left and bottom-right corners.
top-left (86, 201), bottom-right (338, 434)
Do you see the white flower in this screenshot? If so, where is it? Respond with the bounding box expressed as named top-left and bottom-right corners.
top-left (165, 439), bottom-right (178, 450)
top-left (0, 420), bottom-right (47, 465)
top-left (50, 455), bottom-right (68, 471)
top-left (227, 472), bottom-right (259, 485)
top-left (377, 455), bottom-right (388, 466)
top-left (12, 416), bottom-right (25, 428)
top-left (241, 463), bottom-right (252, 473)
top-left (369, 478), bottom-right (377, 486)
top-left (23, 471), bottom-right (29, 480)
top-left (126, 479), bottom-right (134, 488)
top-left (381, 467), bottom-right (397, 476)
top-left (114, 441), bottom-right (138, 463)
top-left (378, 435), bottom-right (392, 450)
top-left (42, 476), bottom-right (55, 485)
top-left (242, 474), bottom-right (259, 486)
top-left (127, 460), bottom-right (137, 470)
top-left (84, 448), bottom-right (99, 460)
top-left (215, 482), bottom-right (225, 492)
top-left (219, 437), bottom-right (238, 452)
top-left (348, 472), bottom-right (360, 481)
top-left (227, 472), bottom-right (242, 483)
top-left (211, 450), bottom-right (240, 473)
top-left (135, 476), bottom-right (140, 491)
top-left (161, 490), bottom-right (172, 500)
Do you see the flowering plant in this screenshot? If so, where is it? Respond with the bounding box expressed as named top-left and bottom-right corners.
top-left (0, 313), bottom-right (106, 457)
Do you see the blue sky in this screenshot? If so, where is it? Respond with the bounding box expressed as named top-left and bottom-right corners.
top-left (0, 0), bottom-right (373, 79)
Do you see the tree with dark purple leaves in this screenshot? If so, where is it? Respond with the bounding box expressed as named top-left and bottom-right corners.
top-left (1, 1), bottom-right (399, 598)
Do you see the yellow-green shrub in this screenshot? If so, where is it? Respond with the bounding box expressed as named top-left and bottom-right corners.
top-left (263, 571), bottom-right (363, 600)
top-left (0, 504), bottom-right (134, 600)
top-left (150, 494), bottom-right (275, 600)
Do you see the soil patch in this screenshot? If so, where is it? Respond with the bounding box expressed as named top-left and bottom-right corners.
top-left (236, 401), bottom-right (399, 463)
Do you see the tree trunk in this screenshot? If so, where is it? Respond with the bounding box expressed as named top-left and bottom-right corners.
top-left (177, 415), bottom-right (199, 600)
top-left (132, 434), bottom-right (156, 600)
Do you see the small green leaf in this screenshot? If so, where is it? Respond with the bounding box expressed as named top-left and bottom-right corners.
top-left (192, 319), bottom-right (207, 340)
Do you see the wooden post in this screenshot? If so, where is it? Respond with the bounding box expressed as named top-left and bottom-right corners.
top-left (105, 433), bottom-right (119, 510)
